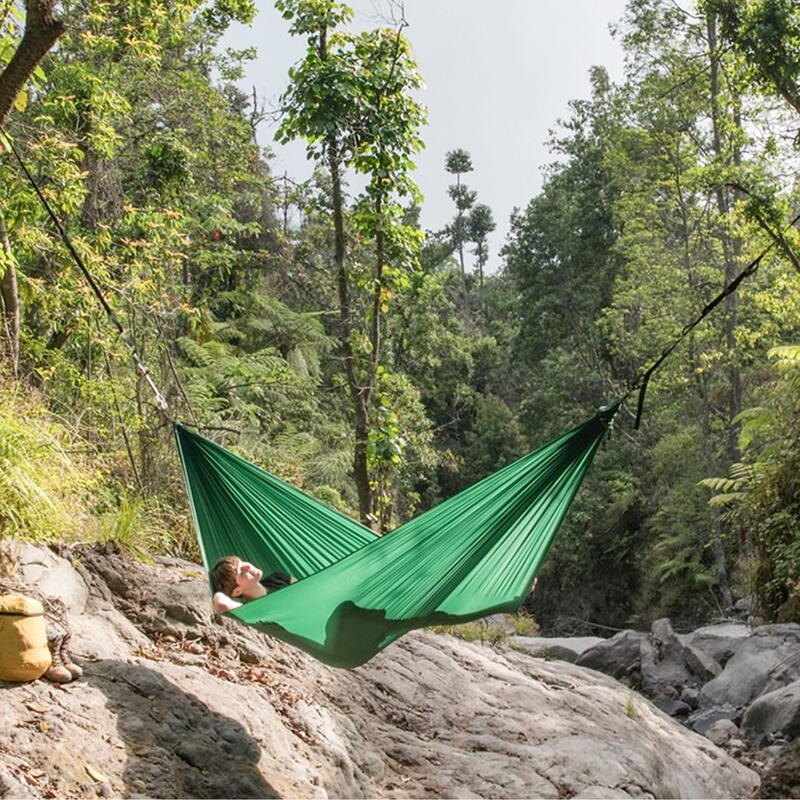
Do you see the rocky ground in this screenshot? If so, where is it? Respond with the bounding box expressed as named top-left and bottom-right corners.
top-left (0, 540), bottom-right (788, 799)
top-left (511, 619), bottom-right (800, 798)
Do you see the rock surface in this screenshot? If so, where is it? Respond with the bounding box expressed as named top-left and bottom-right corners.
top-left (510, 635), bottom-right (603, 660)
top-left (678, 623), bottom-right (750, 665)
top-left (760, 739), bottom-right (800, 799)
top-left (742, 680), bottom-right (800, 746)
top-left (0, 542), bottom-right (761, 799)
top-left (575, 629), bottom-right (648, 683)
top-left (699, 637), bottom-right (800, 708)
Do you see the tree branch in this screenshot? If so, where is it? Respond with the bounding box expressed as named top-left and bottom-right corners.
top-left (0, 0), bottom-right (65, 128)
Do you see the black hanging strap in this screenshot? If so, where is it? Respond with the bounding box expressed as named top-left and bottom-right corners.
top-left (629, 208), bottom-right (800, 429)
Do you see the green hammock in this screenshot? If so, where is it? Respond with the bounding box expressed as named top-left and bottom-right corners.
top-left (175, 401), bottom-right (619, 668)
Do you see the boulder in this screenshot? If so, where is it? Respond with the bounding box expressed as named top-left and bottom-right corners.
top-left (639, 620), bottom-right (693, 695)
top-left (163, 581), bottom-right (213, 627)
top-left (512, 635), bottom-right (603, 659)
top-left (575, 629), bottom-right (648, 682)
top-left (7, 541), bottom-right (89, 615)
top-left (679, 623), bottom-right (750, 666)
top-left (653, 697), bottom-right (691, 718)
top-left (741, 679), bottom-right (800, 746)
top-left (686, 704), bottom-right (743, 736)
top-left (699, 636), bottom-right (800, 708)
top-left (540, 644), bottom-right (581, 663)
top-left (705, 719), bottom-right (739, 746)
top-left (680, 686), bottom-right (700, 709)
top-left (752, 624), bottom-right (800, 644)
top-left (683, 643), bottom-right (722, 682)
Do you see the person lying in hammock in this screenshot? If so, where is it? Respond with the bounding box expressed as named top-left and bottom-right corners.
top-left (210, 556), bottom-right (295, 614)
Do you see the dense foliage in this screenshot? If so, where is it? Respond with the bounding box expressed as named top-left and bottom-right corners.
top-left (1, 0), bottom-right (798, 629)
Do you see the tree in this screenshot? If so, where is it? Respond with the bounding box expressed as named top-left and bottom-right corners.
top-left (706, 0), bottom-right (800, 119)
top-left (445, 148), bottom-right (475, 313)
top-left (0, 0), bottom-right (64, 126)
top-left (0, 0), bottom-right (65, 375)
top-left (466, 202), bottom-right (495, 297)
top-left (504, 67), bottom-right (620, 370)
top-left (276, 0), bottom-right (426, 527)
top-left (600, 0), bottom-right (798, 617)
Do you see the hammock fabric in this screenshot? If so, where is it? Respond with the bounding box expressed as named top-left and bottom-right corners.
top-left (175, 401), bottom-right (619, 669)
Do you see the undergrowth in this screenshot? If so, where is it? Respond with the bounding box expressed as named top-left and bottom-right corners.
top-left (432, 612), bottom-right (539, 645)
top-left (0, 383), bottom-right (99, 542)
top-left (0, 380), bottom-right (193, 559)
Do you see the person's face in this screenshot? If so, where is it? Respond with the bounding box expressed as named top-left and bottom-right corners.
top-left (231, 559), bottom-right (263, 597)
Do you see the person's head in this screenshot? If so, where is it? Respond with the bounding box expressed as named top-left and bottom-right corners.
top-left (209, 556), bottom-right (263, 598)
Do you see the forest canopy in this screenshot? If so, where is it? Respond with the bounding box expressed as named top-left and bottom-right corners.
top-left (1, 0), bottom-right (798, 631)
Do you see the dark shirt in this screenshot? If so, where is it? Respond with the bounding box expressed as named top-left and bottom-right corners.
top-left (260, 571), bottom-right (293, 594)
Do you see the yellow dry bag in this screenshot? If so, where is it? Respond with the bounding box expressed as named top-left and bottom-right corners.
top-left (0, 594), bottom-right (51, 681)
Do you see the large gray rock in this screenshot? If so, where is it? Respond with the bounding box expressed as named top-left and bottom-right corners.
top-left (6, 540), bottom-right (89, 614)
top-left (575, 629), bottom-right (649, 683)
top-left (512, 636), bottom-right (604, 658)
top-left (638, 619), bottom-right (694, 695)
top-left (163, 580), bottom-right (213, 627)
top-left (752, 623), bottom-right (800, 644)
top-left (679, 623), bottom-right (750, 665)
top-left (699, 636), bottom-right (800, 708)
top-left (0, 543), bottom-right (761, 800)
top-left (705, 719), bottom-right (739, 746)
top-left (686, 704), bottom-right (743, 736)
top-left (683, 643), bottom-right (722, 682)
top-left (653, 697), bottom-right (691, 718)
top-left (742, 679), bottom-right (800, 746)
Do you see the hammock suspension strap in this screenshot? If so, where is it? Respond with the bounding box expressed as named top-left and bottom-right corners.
top-left (628, 209), bottom-right (800, 428)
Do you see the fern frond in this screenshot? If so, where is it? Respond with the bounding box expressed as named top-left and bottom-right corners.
top-left (177, 337), bottom-right (215, 368)
top-left (699, 476), bottom-right (739, 492)
top-left (728, 462), bottom-right (756, 482)
top-left (708, 492), bottom-right (746, 507)
top-left (767, 344), bottom-right (800, 366)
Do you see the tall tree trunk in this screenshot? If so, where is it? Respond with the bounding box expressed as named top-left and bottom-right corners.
top-left (706, 11), bottom-right (737, 608)
top-left (371, 191), bottom-right (387, 531)
top-left (707, 13), bottom-right (743, 462)
top-left (319, 27), bottom-right (373, 527)
top-left (0, 0), bottom-right (65, 127)
top-left (0, 0), bottom-right (65, 376)
top-left (328, 137), bottom-right (372, 525)
top-left (455, 172), bottom-right (470, 317)
top-left (369, 190), bottom-right (384, 404)
top-left (0, 211), bottom-right (19, 376)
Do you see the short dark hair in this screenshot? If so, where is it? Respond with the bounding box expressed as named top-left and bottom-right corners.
top-left (210, 556), bottom-right (239, 596)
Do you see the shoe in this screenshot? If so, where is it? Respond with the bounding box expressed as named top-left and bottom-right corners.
top-left (44, 635), bottom-right (72, 683)
top-left (59, 631), bottom-right (83, 679)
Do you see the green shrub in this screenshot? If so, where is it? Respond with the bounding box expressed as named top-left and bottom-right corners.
top-left (0, 383), bottom-right (195, 561)
top-left (432, 619), bottom-right (508, 646)
top-left (0, 386), bottom-right (98, 542)
top-left (624, 691), bottom-right (636, 718)
top-left (97, 493), bottom-right (193, 561)
top-left (508, 611), bottom-right (540, 636)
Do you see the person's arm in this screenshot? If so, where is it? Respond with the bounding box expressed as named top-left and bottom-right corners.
top-left (213, 592), bottom-right (242, 614)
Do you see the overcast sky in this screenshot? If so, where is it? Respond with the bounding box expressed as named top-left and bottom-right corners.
top-left (222, 1), bottom-right (629, 273)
